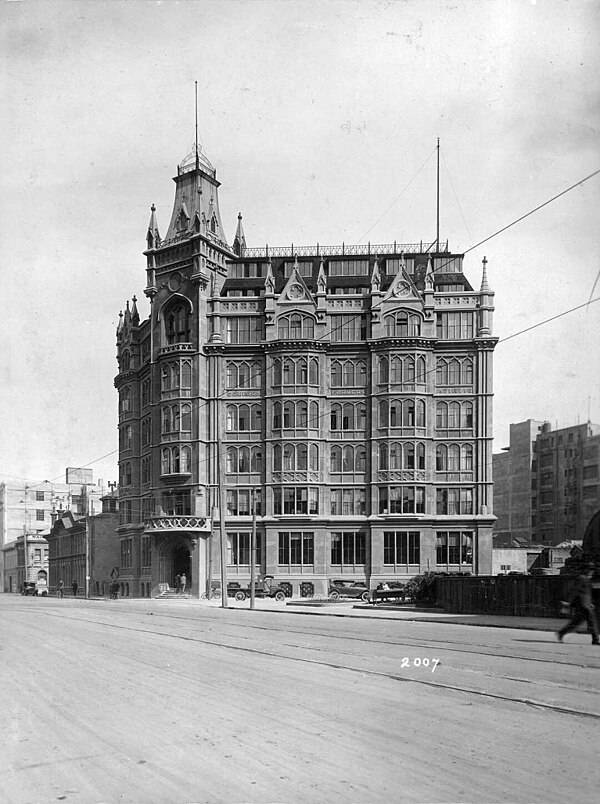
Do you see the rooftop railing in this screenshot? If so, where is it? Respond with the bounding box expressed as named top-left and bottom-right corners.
top-left (241, 240), bottom-right (448, 259)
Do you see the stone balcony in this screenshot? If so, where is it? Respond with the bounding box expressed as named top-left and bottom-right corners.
top-left (145, 516), bottom-right (211, 532)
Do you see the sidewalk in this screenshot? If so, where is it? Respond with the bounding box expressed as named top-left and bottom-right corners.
top-left (191, 596), bottom-right (568, 632)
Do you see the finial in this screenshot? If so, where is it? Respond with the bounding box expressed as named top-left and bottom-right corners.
top-left (238, 212), bottom-right (242, 220)
top-left (151, 204), bottom-right (156, 212)
top-left (480, 256), bottom-right (490, 292)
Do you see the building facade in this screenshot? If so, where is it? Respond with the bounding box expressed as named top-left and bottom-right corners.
top-left (115, 144), bottom-right (497, 598)
top-left (46, 494), bottom-right (120, 597)
top-left (493, 420), bottom-right (600, 546)
top-left (1, 531), bottom-right (49, 594)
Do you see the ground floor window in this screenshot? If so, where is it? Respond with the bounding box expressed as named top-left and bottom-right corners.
top-left (141, 536), bottom-right (151, 570)
top-left (278, 531), bottom-right (314, 567)
top-left (227, 531), bottom-right (263, 565)
top-left (273, 487), bottom-right (318, 515)
top-left (331, 531), bottom-right (366, 567)
top-left (120, 538), bottom-right (132, 569)
top-left (330, 488), bottom-right (366, 515)
top-left (436, 531), bottom-right (473, 566)
top-left (384, 531), bottom-right (420, 566)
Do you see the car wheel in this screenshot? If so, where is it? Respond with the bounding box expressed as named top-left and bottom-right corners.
top-left (234, 591), bottom-right (246, 602)
top-left (329, 590), bottom-right (340, 601)
top-left (274, 591), bottom-right (285, 602)
top-left (41, 591), bottom-right (47, 597)
top-left (360, 591), bottom-right (370, 602)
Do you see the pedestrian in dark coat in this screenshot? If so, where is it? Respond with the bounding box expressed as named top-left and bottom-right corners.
top-left (175, 574), bottom-right (181, 593)
top-left (57, 580), bottom-right (64, 599)
top-left (558, 566), bottom-right (599, 644)
top-left (72, 580), bottom-right (78, 598)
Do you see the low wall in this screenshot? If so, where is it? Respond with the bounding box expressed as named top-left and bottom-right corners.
top-left (434, 575), bottom-right (588, 617)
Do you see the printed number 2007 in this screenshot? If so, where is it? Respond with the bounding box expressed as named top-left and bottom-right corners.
top-left (401, 657), bottom-right (440, 672)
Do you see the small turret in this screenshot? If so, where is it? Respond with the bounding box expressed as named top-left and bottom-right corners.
top-left (131, 296), bottom-right (140, 327)
top-left (232, 213), bottom-right (246, 257)
top-left (146, 204), bottom-right (161, 249)
top-left (116, 311), bottom-right (124, 339)
top-left (480, 255), bottom-right (490, 292)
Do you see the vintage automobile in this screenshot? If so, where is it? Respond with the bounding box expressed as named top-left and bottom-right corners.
top-left (21, 582), bottom-right (47, 596)
top-left (234, 575), bottom-right (287, 602)
top-left (328, 580), bottom-right (370, 602)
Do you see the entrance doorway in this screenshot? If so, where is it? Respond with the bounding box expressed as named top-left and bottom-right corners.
top-left (172, 544), bottom-right (191, 589)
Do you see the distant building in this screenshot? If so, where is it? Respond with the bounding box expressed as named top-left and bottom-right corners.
top-left (46, 492), bottom-right (120, 597)
top-left (1, 531), bottom-right (49, 593)
top-left (0, 471), bottom-right (116, 591)
top-left (493, 420), bottom-right (600, 546)
top-left (492, 544), bottom-right (544, 575)
top-left (114, 141), bottom-right (498, 598)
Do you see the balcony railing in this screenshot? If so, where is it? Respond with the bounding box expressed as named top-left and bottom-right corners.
top-left (145, 516), bottom-right (211, 532)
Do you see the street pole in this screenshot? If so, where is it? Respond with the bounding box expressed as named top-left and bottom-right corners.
top-left (85, 520), bottom-right (90, 600)
top-left (250, 488), bottom-right (256, 610)
top-left (216, 419), bottom-right (228, 609)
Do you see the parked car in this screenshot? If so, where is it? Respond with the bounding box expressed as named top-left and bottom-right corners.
top-left (328, 580), bottom-right (370, 602)
top-left (234, 575), bottom-right (287, 602)
top-left (21, 582), bottom-right (46, 596)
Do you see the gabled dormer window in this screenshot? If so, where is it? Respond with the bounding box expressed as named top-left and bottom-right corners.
top-left (166, 302), bottom-right (191, 344)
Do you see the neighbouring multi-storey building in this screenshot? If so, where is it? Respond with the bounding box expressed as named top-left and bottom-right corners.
top-left (114, 143), bottom-right (497, 598)
top-left (46, 491), bottom-right (120, 597)
top-left (0, 469), bottom-right (115, 592)
top-left (493, 420), bottom-right (600, 545)
top-left (1, 531), bottom-right (49, 594)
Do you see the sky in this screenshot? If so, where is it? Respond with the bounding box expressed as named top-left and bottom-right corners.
top-left (1, 0), bottom-right (599, 486)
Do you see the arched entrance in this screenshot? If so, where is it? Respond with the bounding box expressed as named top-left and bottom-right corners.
top-left (157, 535), bottom-right (192, 591)
top-left (173, 544), bottom-right (191, 588)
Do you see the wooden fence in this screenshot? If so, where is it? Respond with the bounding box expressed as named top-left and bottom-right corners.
top-left (433, 575), bottom-right (585, 617)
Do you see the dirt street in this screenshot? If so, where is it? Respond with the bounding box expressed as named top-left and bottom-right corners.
top-left (1, 595), bottom-right (599, 803)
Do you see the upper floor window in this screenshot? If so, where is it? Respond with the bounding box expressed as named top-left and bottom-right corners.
top-left (226, 489), bottom-right (262, 516)
top-left (273, 357), bottom-right (319, 386)
top-left (36, 491), bottom-right (45, 502)
top-left (119, 387), bottom-right (131, 414)
top-left (161, 360), bottom-right (192, 392)
top-left (119, 424), bottom-right (133, 451)
top-left (330, 402), bottom-right (366, 432)
top-left (436, 488), bottom-right (473, 515)
top-left (229, 262), bottom-right (264, 278)
top-left (161, 446), bottom-right (191, 475)
top-left (278, 313), bottom-right (315, 340)
top-left (379, 442), bottom-right (426, 470)
top-left (274, 443), bottom-right (319, 472)
top-left (378, 399), bottom-right (426, 428)
top-left (436, 312), bottom-right (473, 340)
top-left (226, 360), bottom-right (261, 389)
top-left (273, 488), bottom-right (319, 515)
top-left (436, 444), bottom-right (473, 471)
top-left (226, 404), bottom-right (262, 433)
top-left (161, 490), bottom-right (191, 516)
top-left (166, 302), bottom-right (191, 344)
top-left (436, 358), bottom-right (473, 386)
top-left (283, 261), bottom-right (313, 277)
top-left (330, 488), bottom-right (366, 516)
top-left (331, 314), bottom-right (367, 342)
top-left (384, 312), bottom-right (421, 337)
top-left (226, 446), bottom-right (262, 474)
top-left (378, 355), bottom-right (426, 385)
top-left (161, 403), bottom-right (192, 434)
top-left (273, 400), bottom-right (319, 430)
top-left (330, 445), bottom-right (367, 473)
top-left (141, 378), bottom-right (151, 407)
top-left (331, 359), bottom-right (366, 387)
top-left (379, 486), bottom-right (426, 514)
top-left (329, 260), bottom-right (369, 276)
top-left (226, 316), bottom-right (263, 344)
top-left (120, 351), bottom-right (131, 372)
top-left (436, 401), bottom-right (473, 430)
top-left (141, 416), bottom-right (152, 446)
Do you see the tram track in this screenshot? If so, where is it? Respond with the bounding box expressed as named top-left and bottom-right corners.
top-left (33, 607), bottom-right (600, 722)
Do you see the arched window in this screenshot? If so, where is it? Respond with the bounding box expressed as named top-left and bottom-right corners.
top-left (343, 362), bottom-right (354, 387)
top-left (309, 358), bottom-right (319, 385)
top-left (226, 405), bottom-right (237, 432)
top-left (170, 363), bottom-right (179, 389)
top-left (172, 405), bottom-right (180, 431)
top-left (331, 361), bottom-right (342, 387)
top-left (356, 446), bottom-right (366, 472)
top-left (121, 351), bottom-right (131, 372)
top-left (273, 402), bottom-right (282, 429)
top-left (238, 447), bottom-right (250, 473)
top-left (379, 357), bottom-right (389, 384)
top-left (403, 400), bottom-right (415, 427)
top-left (166, 302), bottom-right (191, 344)
top-left (342, 403), bottom-right (354, 431)
top-left (416, 442), bottom-right (426, 469)
top-left (390, 400), bottom-right (400, 428)
top-left (436, 402), bottom-right (447, 429)
top-left (278, 313), bottom-right (314, 340)
top-left (331, 446), bottom-right (342, 473)
top-left (436, 444), bottom-right (447, 471)
top-left (448, 444), bottom-right (460, 471)
top-left (273, 359), bottom-right (282, 386)
top-left (390, 442), bottom-right (401, 469)
top-left (162, 406), bottom-right (173, 433)
top-left (181, 404), bottom-right (191, 432)
top-left (462, 402), bottom-right (474, 428)
top-left (182, 360), bottom-right (192, 388)
top-left (416, 400), bottom-right (426, 427)
top-left (448, 360), bottom-right (460, 386)
top-left (390, 357), bottom-right (402, 384)
top-left (405, 357), bottom-right (415, 383)
top-left (172, 447), bottom-right (181, 473)
top-left (297, 444), bottom-right (308, 470)
top-left (379, 400), bottom-right (388, 428)
top-left (343, 446), bottom-right (354, 472)
top-left (283, 402), bottom-right (294, 428)
top-left (463, 359), bottom-right (474, 385)
top-left (298, 358), bottom-right (308, 384)
top-left (436, 359), bottom-right (447, 386)
top-left (283, 443), bottom-right (294, 470)
top-left (238, 404), bottom-right (250, 431)
top-left (297, 401), bottom-right (308, 427)
top-left (416, 357), bottom-right (426, 383)
top-left (379, 443), bottom-right (388, 469)
top-left (309, 444), bottom-right (319, 471)
top-left (251, 446), bottom-right (262, 472)
top-left (448, 402), bottom-right (461, 429)
top-left (238, 363), bottom-right (249, 388)
top-left (309, 401), bottom-right (319, 429)
top-left (283, 359), bottom-right (294, 384)
top-left (461, 444), bottom-right (473, 470)
top-left (405, 443), bottom-right (415, 469)
top-left (161, 448), bottom-right (171, 475)
top-left (384, 312), bottom-right (421, 337)
top-left (226, 447), bottom-right (236, 473)
top-left (273, 444), bottom-right (282, 471)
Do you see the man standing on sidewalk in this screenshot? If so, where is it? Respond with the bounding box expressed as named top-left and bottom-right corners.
top-left (557, 565), bottom-right (599, 645)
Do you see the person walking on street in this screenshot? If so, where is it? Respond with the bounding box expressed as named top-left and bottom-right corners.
top-left (72, 580), bottom-right (78, 599)
top-left (109, 580), bottom-right (119, 601)
top-left (57, 579), bottom-right (64, 599)
top-left (558, 565), bottom-right (599, 645)
top-left (180, 573), bottom-right (187, 594)
top-left (174, 574), bottom-right (181, 593)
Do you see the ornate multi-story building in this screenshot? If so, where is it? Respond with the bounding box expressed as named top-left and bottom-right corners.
top-left (115, 143), bottom-right (497, 598)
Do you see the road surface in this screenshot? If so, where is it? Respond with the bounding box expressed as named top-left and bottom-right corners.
top-left (1, 595), bottom-right (599, 803)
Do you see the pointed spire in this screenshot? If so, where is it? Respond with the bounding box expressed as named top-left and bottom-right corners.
top-left (131, 296), bottom-right (140, 326)
top-left (480, 256), bottom-right (490, 291)
top-left (124, 300), bottom-right (131, 325)
top-left (317, 257), bottom-right (327, 294)
top-left (116, 311), bottom-right (124, 337)
top-left (147, 204), bottom-right (161, 249)
top-left (371, 254), bottom-right (381, 293)
top-left (233, 212), bottom-right (246, 257)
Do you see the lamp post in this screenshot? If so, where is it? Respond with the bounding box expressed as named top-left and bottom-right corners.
top-left (19, 486), bottom-right (30, 591)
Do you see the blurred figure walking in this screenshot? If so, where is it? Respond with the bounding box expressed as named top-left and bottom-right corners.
top-left (558, 566), bottom-right (599, 645)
